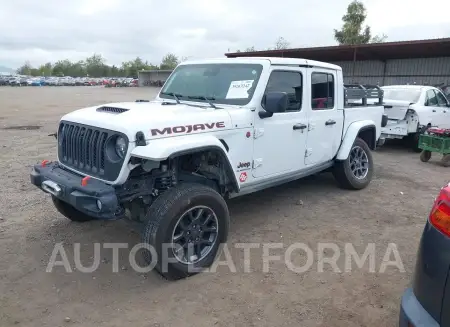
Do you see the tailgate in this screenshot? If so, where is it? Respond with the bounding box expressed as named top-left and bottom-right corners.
top-left (383, 100), bottom-right (412, 120)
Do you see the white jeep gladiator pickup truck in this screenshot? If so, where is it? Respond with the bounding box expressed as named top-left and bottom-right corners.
top-left (30, 57), bottom-right (385, 279)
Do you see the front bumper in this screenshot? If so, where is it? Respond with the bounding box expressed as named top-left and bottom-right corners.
top-left (400, 288), bottom-right (439, 327)
top-left (30, 162), bottom-right (120, 219)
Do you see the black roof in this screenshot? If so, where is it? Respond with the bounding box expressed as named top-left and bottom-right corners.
top-left (225, 38), bottom-right (450, 61)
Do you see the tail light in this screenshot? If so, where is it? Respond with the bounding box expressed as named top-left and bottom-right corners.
top-left (430, 185), bottom-right (450, 237)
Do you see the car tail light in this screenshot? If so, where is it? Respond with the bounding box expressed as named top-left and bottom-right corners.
top-left (430, 185), bottom-right (450, 237)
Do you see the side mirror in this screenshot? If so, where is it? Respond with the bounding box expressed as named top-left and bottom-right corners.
top-left (259, 92), bottom-right (288, 118)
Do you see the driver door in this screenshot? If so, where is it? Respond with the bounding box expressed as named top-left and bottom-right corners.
top-left (252, 68), bottom-right (309, 178)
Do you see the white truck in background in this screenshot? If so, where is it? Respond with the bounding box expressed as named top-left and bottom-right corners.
top-left (30, 57), bottom-right (385, 280)
top-left (378, 85), bottom-right (450, 151)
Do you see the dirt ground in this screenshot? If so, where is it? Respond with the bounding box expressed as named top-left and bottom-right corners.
top-left (0, 86), bottom-right (447, 327)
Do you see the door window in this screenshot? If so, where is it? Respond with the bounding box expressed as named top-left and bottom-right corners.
top-left (264, 71), bottom-right (302, 111)
top-left (425, 90), bottom-right (438, 106)
top-left (311, 72), bottom-right (335, 110)
top-left (435, 90), bottom-right (449, 107)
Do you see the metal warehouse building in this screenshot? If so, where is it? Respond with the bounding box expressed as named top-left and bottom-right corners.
top-left (138, 70), bottom-right (173, 87)
top-left (225, 38), bottom-right (450, 88)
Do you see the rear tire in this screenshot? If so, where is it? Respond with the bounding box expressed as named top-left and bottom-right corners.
top-left (410, 133), bottom-right (422, 153)
top-left (420, 150), bottom-right (432, 162)
top-left (333, 137), bottom-right (373, 190)
top-left (141, 183), bottom-right (230, 280)
top-left (51, 196), bottom-right (95, 222)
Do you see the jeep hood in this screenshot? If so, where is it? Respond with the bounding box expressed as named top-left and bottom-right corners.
top-left (60, 101), bottom-right (233, 142)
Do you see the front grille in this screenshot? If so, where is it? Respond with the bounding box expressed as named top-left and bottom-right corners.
top-left (58, 121), bottom-right (126, 181)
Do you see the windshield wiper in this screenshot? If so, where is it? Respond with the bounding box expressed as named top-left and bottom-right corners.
top-left (160, 92), bottom-right (182, 104)
top-left (187, 95), bottom-right (217, 109)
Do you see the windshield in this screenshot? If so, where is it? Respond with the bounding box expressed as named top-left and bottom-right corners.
top-left (382, 88), bottom-right (421, 103)
top-left (159, 63), bottom-right (263, 105)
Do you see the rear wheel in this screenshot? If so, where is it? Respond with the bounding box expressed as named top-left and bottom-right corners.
top-left (410, 133), bottom-right (422, 153)
top-left (141, 183), bottom-right (230, 280)
top-left (51, 196), bottom-right (95, 222)
top-left (333, 137), bottom-right (373, 190)
top-left (420, 150), bottom-right (432, 162)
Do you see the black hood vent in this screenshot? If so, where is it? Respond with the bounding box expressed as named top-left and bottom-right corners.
top-left (96, 106), bottom-right (129, 114)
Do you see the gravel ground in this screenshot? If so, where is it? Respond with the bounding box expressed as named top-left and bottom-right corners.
top-left (0, 86), bottom-right (447, 327)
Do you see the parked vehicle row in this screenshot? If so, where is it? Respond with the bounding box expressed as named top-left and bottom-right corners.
top-left (0, 75), bottom-right (138, 87)
top-left (143, 80), bottom-right (166, 87)
top-left (105, 78), bottom-right (138, 87)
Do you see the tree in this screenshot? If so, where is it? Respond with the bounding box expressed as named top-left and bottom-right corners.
top-left (85, 54), bottom-right (106, 77)
top-left (38, 63), bottom-right (53, 76)
top-left (160, 53), bottom-right (179, 70)
top-left (274, 37), bottom-right (290, 50)
top-left (371, 33), bottom-right (388, 43)
top-left (334, 0), bottom-right (387, 45)
top-left (17, 61), bottom-right (33, 75)
top-left (121, 57), bottom-right (157, 77)
top-left (244, 46), bottom-right (256, 52)
top-left (13, 52), bottom-right (184, 77)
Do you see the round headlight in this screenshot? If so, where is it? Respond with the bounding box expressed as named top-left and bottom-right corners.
top-left (115, 136), bottom-right (127, 158)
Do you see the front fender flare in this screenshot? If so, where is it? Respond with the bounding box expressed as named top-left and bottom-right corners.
top-left (130, 135), bottom-right (239, 192)
top-left (336, 121), bottom-right (376, 160)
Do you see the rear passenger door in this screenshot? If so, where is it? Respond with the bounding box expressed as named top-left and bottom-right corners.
top-left (305, 69), bottom-right (343, 166)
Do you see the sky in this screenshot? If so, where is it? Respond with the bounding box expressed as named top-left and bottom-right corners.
top-left (0, 0), bottom-right (449, 69)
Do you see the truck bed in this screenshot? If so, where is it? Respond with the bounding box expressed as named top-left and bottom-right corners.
top-left (343, 105), bottom-right (384, 142)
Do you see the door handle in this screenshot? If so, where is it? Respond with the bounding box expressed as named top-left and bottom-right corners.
top-left (325, 120), bottom-right (336, 126)
top-left (293, 123), bottom-right (307, 130)
top-left (432, 109), bottom-right (436, 112)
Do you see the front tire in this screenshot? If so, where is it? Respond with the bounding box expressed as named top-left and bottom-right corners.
top-left (141, 183), bottom-right (230, 280)
top-left (333, 137), bottom-right (373, 190)
top-left (51, 196), bottom-right (95, 222)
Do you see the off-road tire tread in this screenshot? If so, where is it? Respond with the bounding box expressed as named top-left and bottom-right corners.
top-left (333, 137), bottom-right (373, 190)
top-left (142, 183), bottom-right (229, 280)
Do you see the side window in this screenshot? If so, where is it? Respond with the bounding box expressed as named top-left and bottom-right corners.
top-left (311, 72), bottom-right (335, 110)
top-left (264, 71), bottom-right (302, 111)
top-left (425, 90), bottom-right (438, 106)
top-left (435, 90), bottom-right (449, 107)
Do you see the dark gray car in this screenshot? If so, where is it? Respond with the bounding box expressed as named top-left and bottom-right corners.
top-left (400, 183), bottom-right (450, 326)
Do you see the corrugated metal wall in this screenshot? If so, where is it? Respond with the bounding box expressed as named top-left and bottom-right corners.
top-left (331, 57), bottom-right (450, 86)
top-left (138, 70), bottom-right (173, 87)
